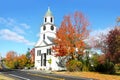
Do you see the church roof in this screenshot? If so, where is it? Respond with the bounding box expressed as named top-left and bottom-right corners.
top-left (45, 7), bottom-right (53, 16)
top-left (35, 36), bottom-right (54, 47)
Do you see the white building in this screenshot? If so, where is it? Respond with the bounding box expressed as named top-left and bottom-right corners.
top-left (35, 8), bottom-right (64, 71)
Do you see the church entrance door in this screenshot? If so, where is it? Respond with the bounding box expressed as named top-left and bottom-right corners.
top-left (41, 53), bottom-right (46, 66)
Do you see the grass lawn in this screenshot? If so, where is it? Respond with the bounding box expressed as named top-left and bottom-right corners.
top-left (0, 74), bottom-right (14, 80)
top-left (54, 71), bottom-right (120, 80)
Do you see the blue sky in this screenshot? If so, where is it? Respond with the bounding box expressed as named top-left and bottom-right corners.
top-left (0, 0), bottom-right (120, 57)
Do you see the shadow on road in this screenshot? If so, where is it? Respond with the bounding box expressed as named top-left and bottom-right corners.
top-left (0, 62), bottom-right (15, 73)
top-left (0, 68), bottom-right (15, 72)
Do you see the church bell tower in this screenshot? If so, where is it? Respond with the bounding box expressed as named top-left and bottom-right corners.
top-left (35, 7), bottom-right (56, 47)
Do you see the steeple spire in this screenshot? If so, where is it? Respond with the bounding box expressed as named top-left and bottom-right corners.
top-left (45, 7), bottom-right (52, 16)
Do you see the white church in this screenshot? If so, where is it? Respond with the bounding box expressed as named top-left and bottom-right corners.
top-left (35, 8), bottom-right (65, 71)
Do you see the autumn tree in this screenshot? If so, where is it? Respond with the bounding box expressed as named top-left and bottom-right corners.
top-left (5, 49), bottom-right (34, 69)
top-left (93, 33), bottom-right (108, 54)
top-left (90, 18), bottom-right (120, 73)
top-left (5, 51), bottom-right (18, 69)
top-left (30, 48), bottom-right (35, 63)
top-left (53, 11), bottom-right (89, 60)
top-left (106, 27), bottom-right (120, 63)
top-left (24, 48), bottom-right (35, 68)
top-left (17, 54), bottom-right (28, 69)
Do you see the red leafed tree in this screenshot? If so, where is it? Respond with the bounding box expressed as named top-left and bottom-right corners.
top-left (53, 11), bottom-right (89, 60)
top-left (30, 48), bottom-right (35, 63)
top-left (106, 27), bottom-right (120, 63)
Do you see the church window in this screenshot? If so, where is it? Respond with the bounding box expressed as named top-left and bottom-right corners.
top-left (41, 54), bottom-right (43, 66)
top-left (43, 53), bottom-right (46, 66)
top-left (49, 49), bottom-right (51, 55)
top-left (51, 25), bottom-right (54, 30)
top-left (43, 34), bottom-right (45, 40)
top-left (47, 49), bottom-right (49, 55)
top-left (37, 50), bottom-right (41, 56)
top-left (47, 49), bottom-right (51, 55)
top-left (45, 18), bottom-right (47, 22)
top-left (51, 17), bottom-right (52, 23)
top-left (43, 25), bottom-right (46, 31)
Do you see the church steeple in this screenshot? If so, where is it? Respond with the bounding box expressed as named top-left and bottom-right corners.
top-left (44, 7), bottom-right (54, 24)
top-left (45, 7), bottom-right (52, 17)
top-left (35, 7), bottom-right (56, 47)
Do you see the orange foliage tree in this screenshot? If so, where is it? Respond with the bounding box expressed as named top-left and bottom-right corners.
top-left (5, 50), bottom-right (33, 69)
top-left (17, 54), bottom-right (28, 69)
top-left (53, 11), bottom-right (89, 60)
top-left (5, 51), bottom-right (18, 69)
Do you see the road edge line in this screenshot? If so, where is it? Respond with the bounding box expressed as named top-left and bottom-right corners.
top-left (9, 74), bottom-right (30, 80)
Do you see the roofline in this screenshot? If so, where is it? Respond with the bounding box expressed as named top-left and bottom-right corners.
top-left (34, 44), bottom-right (54, 48)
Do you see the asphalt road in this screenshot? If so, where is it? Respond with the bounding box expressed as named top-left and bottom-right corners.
top-left (0, 69), bottom-right (95, 80)
top-left (0, 63), bottom-right (94, 80)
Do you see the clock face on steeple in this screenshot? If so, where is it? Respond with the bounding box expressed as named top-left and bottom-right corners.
top-left (43, 25), bottom-right (46, 31)
top-left (51, 25), bottom-right (54, 30)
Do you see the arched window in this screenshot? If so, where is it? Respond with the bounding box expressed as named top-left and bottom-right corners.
top-left (43, 34), bottom-right (45, 40)
top-left (45, 18), bottom-right (47, 22)
top-left (51, 17), bottom-right (52, 23)
top-left (51, 25), bottom-right (54, 30)
top-left (43, 25), bottom-right (46, 31)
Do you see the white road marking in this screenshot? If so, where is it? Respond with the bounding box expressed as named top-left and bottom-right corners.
top-left (9, 74), bottom-right (30, 80)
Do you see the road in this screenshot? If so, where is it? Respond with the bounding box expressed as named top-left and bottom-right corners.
top-left (0, 63), bottom-right (94, 80)
top-left (0, 69), bottom-right (95, 80)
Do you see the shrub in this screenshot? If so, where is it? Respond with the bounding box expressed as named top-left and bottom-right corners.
top-left (82, 65), bottom-right (89, 71)
top-left (66, 60), bottom-right (82, 72)
top-left (115, 63), bottom-right (120, 72)
top-left (96, 60), bottom-right (115, 74)
top-left (89, 53), bottom-right (100, 71)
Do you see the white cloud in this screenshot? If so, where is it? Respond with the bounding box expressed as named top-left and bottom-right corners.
top-left (20, 23), bottom-right (30, 29)
top-left (0, 17), bottom-right (15, 27)
top-left (84, 26), bottom-right (114, 47)
top-left (6, 18), bottom-right (16, 26)
top-left (0, 17), bottom-right (30, 34)
top-left (13, 26), bottom-right (25, 34)
top-left (90, 27), bottom-right (114, 39)
top-left (0, 29), bottom-right (35, 46)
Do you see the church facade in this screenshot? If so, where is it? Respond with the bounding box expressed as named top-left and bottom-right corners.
top-left (35, 8), bottom-right (63, 71)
